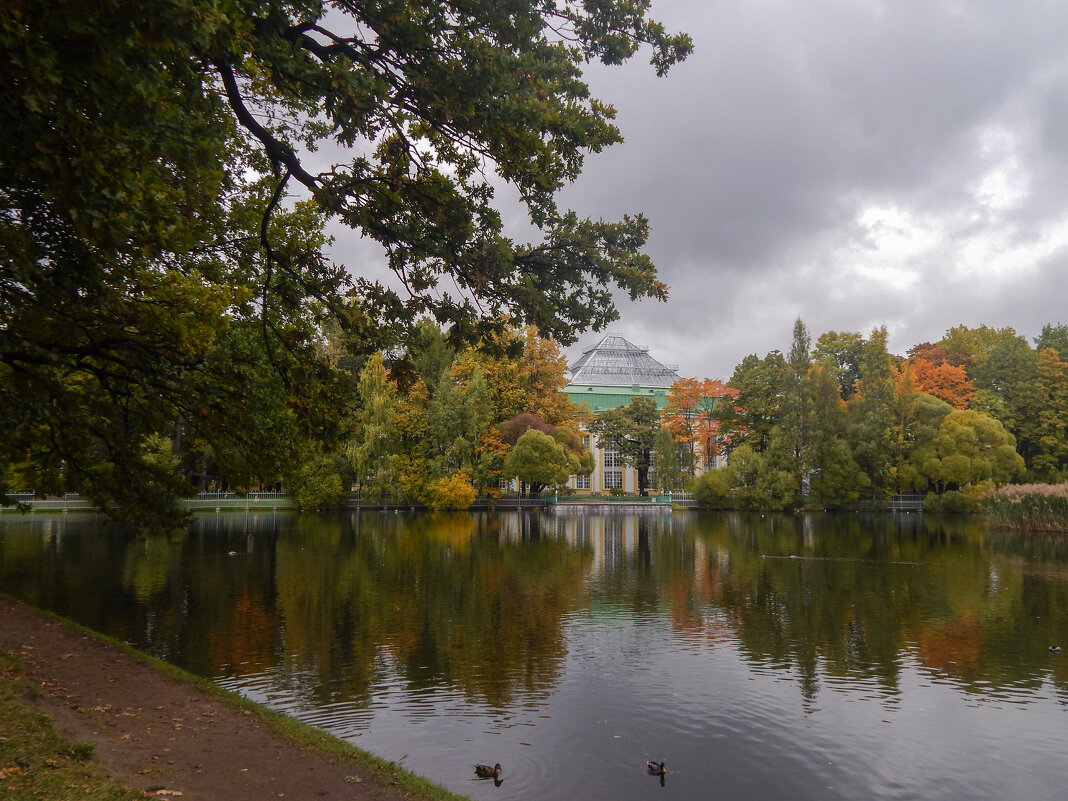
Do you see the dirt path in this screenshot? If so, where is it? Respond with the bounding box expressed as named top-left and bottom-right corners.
top-left (0, 596), bottom-right (435, 800)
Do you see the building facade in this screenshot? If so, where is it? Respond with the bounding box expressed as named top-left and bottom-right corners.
top-left (559, 334), bottom-right (681, 495)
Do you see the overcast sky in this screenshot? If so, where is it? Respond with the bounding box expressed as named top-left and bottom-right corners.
top-left (325, 0), bottom-right (1068, 380)
top-left (538, 0), bottom-right (1068, 378)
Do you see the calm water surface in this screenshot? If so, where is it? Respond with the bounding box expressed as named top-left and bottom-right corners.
top-left (2, 509), bottom-right (1068, 800)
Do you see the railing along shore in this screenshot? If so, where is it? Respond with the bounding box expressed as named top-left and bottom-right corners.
top-left (2, 490), bottom-right (926, 514)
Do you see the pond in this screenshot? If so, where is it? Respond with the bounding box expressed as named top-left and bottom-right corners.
top-left (2, 509), bottom-right (1068, 800)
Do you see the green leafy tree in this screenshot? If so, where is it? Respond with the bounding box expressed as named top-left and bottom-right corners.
top-left (969, 335), bottom-right (1041, 465)
top-left (849, 327), bottom-right (897, 497)
top-left (1029, 348), bottom-right (1068, 480)
top-left (502, 429), bottom-right (571, 495)
top-left (939, 324), bottom-right (1024, 370)
top-left (722, 443), bottom-right (796, 511)
top-left (813, 330), bottom-right (865, 400)
top-left (463, 367), bottom-right (502, 494)
top-left (0, 0), bottom-right (690, 519)
top-left (1035, 324), bottom-right (1068, 360)
top-left (424, 369), bottom-right (471, 477)
top-left (553, 426), bottom-right (595, 486)
top-left (805, 364), bottom-right (868, 506)
top-left (782, 317), bottom-right (813, 473)
top-left (347, 353), bottom-right (402, 501)
top-left (652, 428), bottom-right (689, 492)
top-left (289, 455), bottom-right (349, 511)
top-left (909, 409), bottom-right (1025, 493)
top-left (723, 352), bottom-right (788, 453)
top-left (893, 391), bottom-right (954, 491)
top-left (588, 396), bottom-right (661, 495)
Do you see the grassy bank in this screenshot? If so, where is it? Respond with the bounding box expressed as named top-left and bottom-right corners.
top-left (982, 482), bottom-right (1068, 532)
top-left (1, 599), bottom-right (471, 801)
top-left (0, 651), bottom-right (142, 800)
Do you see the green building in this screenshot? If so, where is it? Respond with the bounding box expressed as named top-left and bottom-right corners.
top-left (560, 334), bottom-right (680, 494)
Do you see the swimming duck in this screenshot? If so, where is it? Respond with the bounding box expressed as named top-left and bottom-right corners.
top-left (647, 761), bottom-right (666, 776)
top-left (474, 763), bottom-right (502, 780)
top-left (1050, 645), bottom-right (1062, 653)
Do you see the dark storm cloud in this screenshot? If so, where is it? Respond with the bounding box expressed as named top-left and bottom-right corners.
top-left (556, 0), bottom-right (1068, 377)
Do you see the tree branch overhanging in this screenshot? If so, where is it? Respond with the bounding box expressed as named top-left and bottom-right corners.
top-left (215, 62), bottom-right (321, 190)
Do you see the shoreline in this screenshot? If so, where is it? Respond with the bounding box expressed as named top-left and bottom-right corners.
top-left (0, 595), bottom-right (469, 801)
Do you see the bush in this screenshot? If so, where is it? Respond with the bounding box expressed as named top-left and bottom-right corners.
top-left (924, 489), bottom-right (980, 514)
top-left (693, 469), bottom-right (732, 510)
top-left (426, 472), bottom-right (477, 511)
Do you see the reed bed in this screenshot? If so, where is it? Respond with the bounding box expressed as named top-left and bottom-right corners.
top-left (981, 483), bottom-right (1068, 532)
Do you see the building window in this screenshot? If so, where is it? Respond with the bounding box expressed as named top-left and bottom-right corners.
top-left (575, 474), bottom-right (590, 490)
top-left (581, 435), bottom-right (590, 449)
top-left (603, 447), bottom-right (622, 490)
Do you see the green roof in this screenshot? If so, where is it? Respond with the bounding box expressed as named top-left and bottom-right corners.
top-left (561, 383), bottom-right (671, 413)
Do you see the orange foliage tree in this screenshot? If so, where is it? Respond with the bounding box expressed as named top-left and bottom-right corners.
top-left (455, 326), bottom-right (576, 425)
top-left (908, 358), bottom-right (974, 409)
top-left (662, 378), bottom-right (740, 474)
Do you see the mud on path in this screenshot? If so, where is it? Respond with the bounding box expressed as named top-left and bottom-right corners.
top-left (0, 596), bottom-right (438, 800)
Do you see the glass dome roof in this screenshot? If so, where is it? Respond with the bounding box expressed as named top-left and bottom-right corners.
top-left (566, 335), bottom-right (680, 388)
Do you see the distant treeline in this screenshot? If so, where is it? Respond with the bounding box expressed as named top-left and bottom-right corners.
top-left (688, 320), bottom-right (1068, 513)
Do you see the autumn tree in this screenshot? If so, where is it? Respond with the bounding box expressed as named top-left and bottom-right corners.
top-left (455, 327), bottom-right (579, 425)
top-left (907, 359), bottom-right (974, 409)
top-left (0, 0), bottom-right (690, 520)
top-left (517, 328), bottom-right (577, 425)
top-left (908, 342), bottom-right (969, 369)
top-left (662, 377), bottom-right (739, 475)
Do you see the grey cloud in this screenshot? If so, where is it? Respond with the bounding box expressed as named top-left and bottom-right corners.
top-left (312, 0), bottom-right (1068, 380)
top-left (553, 0), bottom-right (1068, 378)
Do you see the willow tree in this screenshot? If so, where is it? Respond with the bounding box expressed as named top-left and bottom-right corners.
top-left (0, 1), bottom-right (691, 522)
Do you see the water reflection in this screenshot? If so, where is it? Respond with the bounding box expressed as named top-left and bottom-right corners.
top-left (3, 510), bottom-right (1068, 800)
top-left (5, 510), bottom-right (1068, 701)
